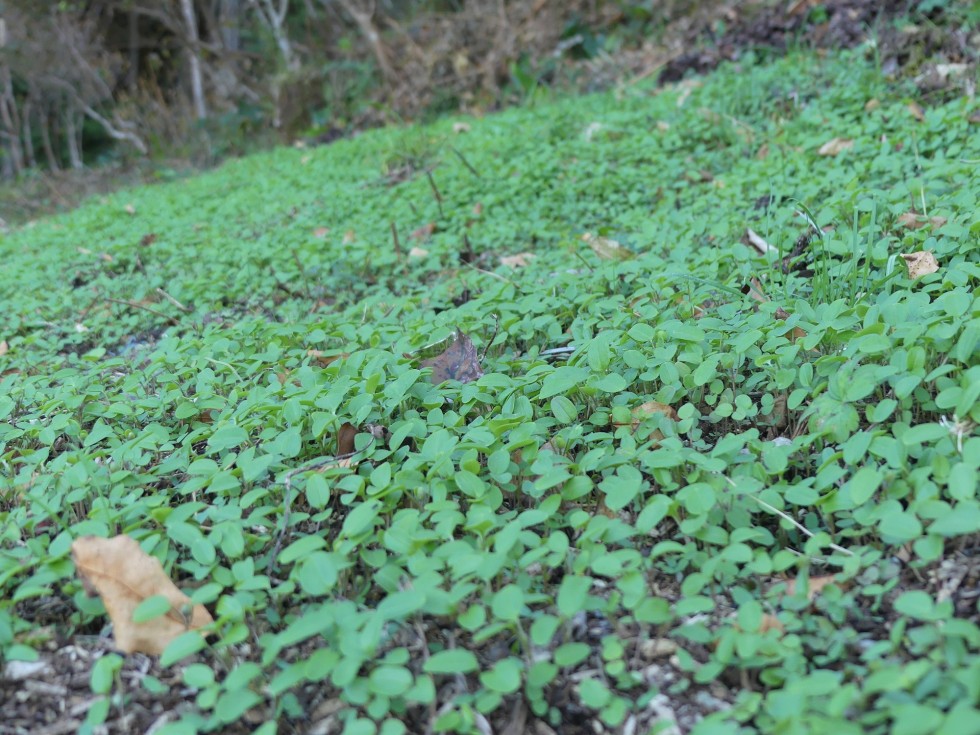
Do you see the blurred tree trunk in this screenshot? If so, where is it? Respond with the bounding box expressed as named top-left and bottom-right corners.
top-left (248, 0), bottom-right (298, 70)
top-left (65, 109), bottom-right (83, 169)
top-left (39, 106), bottom-right (60, 172)
top-left (0, 17), bottom-right (24, 179)
top-left (219, 0), bottom-right (242, 51)
top-left (127, 8), bottom-right (139, 91)
top-left (180, 0), bottom-right (208, 119)
top-left (329, 0), bottom-right (395, 87)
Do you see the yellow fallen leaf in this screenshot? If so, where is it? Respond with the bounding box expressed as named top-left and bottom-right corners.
top-left (901, 250), bottom-right (940, 279)
top-left (818, 138), bottom-right (854, 156)
top-left (864, 98), bottom-right (880, 112)
top-left (72, 535), bottom-right (213, 655)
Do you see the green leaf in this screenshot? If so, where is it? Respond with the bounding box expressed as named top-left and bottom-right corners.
top-left (90, 653), bottom-right (122, 695)
top-left (491, 584), bottom-right (524, 622)
top-left (160, 630), bottom-right (208, 667)
top-left (847, 466), bottom-right (882, 505)
top-left (479, 657), bottom-right (523, 693)
top-left (539, 366), bottom-right (589, 399)
top-left (132, 594), bottom-right (173, 623)
top-left (369, 665), bottom-right (413, 697)
top-left (423, 649), bottom-right (479, 674)
top-left (893, 591), bottom-right (938, 621)
top-left (557, 575), bottom-right (592, 617)
top-left (599, 465), bottom-right (643, 510)
top-left (207, 424), bottom-right (249, 453)
top-left (551, 396), bottom-right (579, 423)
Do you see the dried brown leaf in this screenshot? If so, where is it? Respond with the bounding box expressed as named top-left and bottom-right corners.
top-left (71, 535), bottom-right (213, 655)
top-left (818, 137), bottom-right (854, 156)
top-left (140, 233), bottom-right (157, 247)
top-left (759, 613), bottom-right (785, 634)
top-left (907, 101), bottom-right (925, 121)
top-left (0, 340), bottom-right (7, 357)
top-left (785, 575), bottom-right (837, 600)
top-left (313, 227), bottom-right (330, 239)
top-left (307, 349), bottom-right (349, 367)
top-left (898, 212), bottom-right (946, 231)
top-left (500, 252), bottom-right (536, 268)
top-left (582, 232), bottom-right (634, 261)
top-left (337, 422), bottom-right (357, 455)
top-left (421, 329), bottom-right (484, 384)
top-left (614, 401), bottom-right (678, 445)
top-left (410, 223), bottom-right (436, 241)
top-left (901, 250), bottom-right (940, 279)
top-left (864, 98), bottom-right (880, 112)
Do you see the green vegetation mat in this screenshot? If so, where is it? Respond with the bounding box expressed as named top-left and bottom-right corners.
top-left (1, 50), bottom-right (978, 735)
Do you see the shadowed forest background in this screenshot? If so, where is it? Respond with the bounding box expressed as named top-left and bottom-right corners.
top-left (0, 0), bottom-right (975, 223)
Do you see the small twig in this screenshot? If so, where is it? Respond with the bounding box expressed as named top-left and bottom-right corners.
top-left (723, 476), bottom-right (853, 557)
top-left (290, 249), bottom-right (312, 299)
top-left (390, 221), bottom-right (403, 261)
top-left (203, 357), bottom-right (242, 382)
top-left (480, 314), bottom-right (499, 363)
top-left (156, 288), bottom-right (190, 312)
top-left (450, 145), bottom-right (481, 178)
top-left (268, 266), bottom-right (301, 298)
top-left (425, 170), bottom-right (445, 218)
top-left (572, 249), bottom-right (595, 273)
top-left (463, 262), bottom-right (513, 284)
top-left (267, 438), bottom-right (376, 575)
top-left (106, 297), bottom-right (179, 325)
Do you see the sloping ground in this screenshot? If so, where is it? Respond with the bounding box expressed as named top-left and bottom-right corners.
top-left (0, 50), bottom-right (978, 735)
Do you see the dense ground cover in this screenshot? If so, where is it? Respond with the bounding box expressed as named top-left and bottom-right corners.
top-left (0, 49), bottom-right (978, 734)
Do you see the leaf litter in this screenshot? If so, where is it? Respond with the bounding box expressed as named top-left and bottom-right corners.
top-left (71, 535), bottom-right (213, 655)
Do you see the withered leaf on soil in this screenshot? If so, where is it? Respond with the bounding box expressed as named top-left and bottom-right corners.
top-left (901, 250), bottom-right (940, 279)
top-left (500, 252), bottom-right (536, 268)
top-left (817, 137), bottom-right (854, 156)
top-left (582, 232), bottom-right (634, 261)
top-left (72, 535), bottom-right (213, 655)
top-left (422, 329), bottom-right (484, 384)
top-left (619, 401), bottom-right (679, 445)
top-left (307, 349), bottom-right (349, 367)
top-left (410, 223), bottom-right (436, 241)
top-left (897, 212), bottom-right (946, 231)
top-left (784, 575), bottom-right (838, 601)
top-left (745, 278), bottom-right (807, 342)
